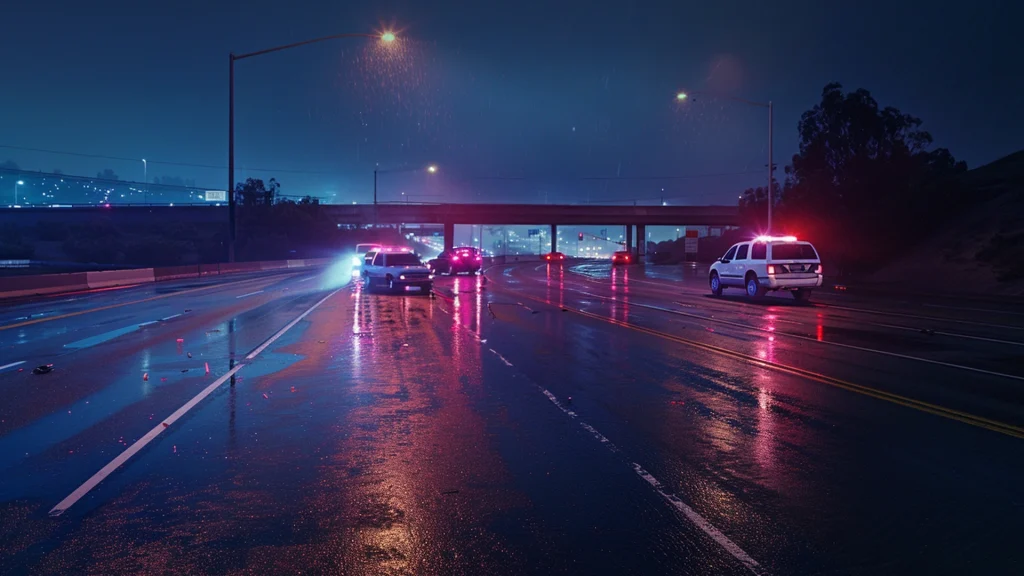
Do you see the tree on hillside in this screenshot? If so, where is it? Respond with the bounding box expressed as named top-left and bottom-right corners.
top-left (96, 168), bottom-right (120, 181)
top-left (767, 83), bottom-right (967, 274)
top-left (0, 160), bottom-right (19, 171)
top-left (234, 177), bottom-right (280, 206)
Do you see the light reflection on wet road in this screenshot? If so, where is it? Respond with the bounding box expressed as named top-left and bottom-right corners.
top-left (1, 261), bottom-right (1023, 575)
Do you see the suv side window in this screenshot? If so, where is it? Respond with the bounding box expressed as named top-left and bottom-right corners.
top-left (751, 243), bottom-right (766, 259)
top-left (372, 252), bottom-right (384, 266)
top-left (722, 246), bottom-right (738, 261)
top-left (364, 252), bottom-right (376, 266)
top-left (735, 244), bottom-right (749, 260)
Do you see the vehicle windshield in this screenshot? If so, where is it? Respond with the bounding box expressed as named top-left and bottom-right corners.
top-left (771, 243), bottom-right (819, 260)
top-left (385, 253), bottom-right (423, 266)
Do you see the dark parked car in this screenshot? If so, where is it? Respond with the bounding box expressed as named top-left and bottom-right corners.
top-left (544, 251), bottom-right (566, 263)
top-left (428, 247), bottom-right (483, 275)
top-left (611, 251), bottom-right (633, 265)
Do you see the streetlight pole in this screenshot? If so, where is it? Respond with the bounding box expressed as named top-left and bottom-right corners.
top-left (228, 53), bottom-right (236, 261)
top-left (677, 91), bottom-right (774, 232)
top-left (228, 31), bottom-right (396, 261)
top-left (142, 158), bottom-right (147, 205)
top-left (15, 180), bottom-right (24, 205)
top-left (767, 101), bottom-right (773, 233)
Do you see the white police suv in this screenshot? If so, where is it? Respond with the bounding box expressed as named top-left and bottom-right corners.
top-left (361, 247), bottom-right (434, 293)
top-left (709, 236), bottom-right (822, 301)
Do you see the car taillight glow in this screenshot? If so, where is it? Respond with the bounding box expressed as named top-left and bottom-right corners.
top-left (767, 265), bottom-right (776, 274)
top-left (476, 256), bottom-right (482, 261)
top-left (452, 255), bottom-right (460, 261)
top-left (816, 264), bottom-right (823, 274)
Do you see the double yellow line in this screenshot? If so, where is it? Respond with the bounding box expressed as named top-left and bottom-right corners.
top-left (501, 282), bottom-right (1024, 440)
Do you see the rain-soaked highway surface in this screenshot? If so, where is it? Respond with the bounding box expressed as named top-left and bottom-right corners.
top-left (1, 260), bottom-right (1023, 575)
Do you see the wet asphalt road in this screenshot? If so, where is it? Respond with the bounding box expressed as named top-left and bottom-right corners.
top-left (1, 260), bottom-right (1023, 575)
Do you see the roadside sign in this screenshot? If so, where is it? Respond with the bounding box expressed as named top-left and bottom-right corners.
top-left (205, 190), bottom-right (227, 202)
top-left (684, 230), bottom-right (698, 254)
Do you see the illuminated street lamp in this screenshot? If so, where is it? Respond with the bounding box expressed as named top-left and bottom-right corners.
top-left (14, 180), bottom-right (24, 205)
top-left (374, 164), bottom-right (438, 205)
top-left (228, 30), bottom-right (398, 261)
top-left (677, 90), bottom-right (774, 232)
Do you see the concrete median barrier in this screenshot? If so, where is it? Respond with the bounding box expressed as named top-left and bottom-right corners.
top-left (152, 265), bottom-right (203, 282)
top-left (0, 272), bottom-right (90, 298)
top-left (87, 268), bottom-right (156, 289)
top-left (1, 258), bottom-right (330, 300)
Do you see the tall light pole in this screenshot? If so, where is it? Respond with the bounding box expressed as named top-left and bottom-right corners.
top-left (375, 164), bottom-right (437, 204)
top-left (229, 31), bottom-right (397, 261)
top-left (677, 91), bottom-right (774, 232)
top-left (142, 159), bottom-right (147, 204)
top-left (14, 180), bottom-right (24, 205)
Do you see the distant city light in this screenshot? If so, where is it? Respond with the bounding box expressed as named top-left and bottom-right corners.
top-left (676, 92), bottom-right (688, 101)
top-left (381, 31), bottom-right (396, 43)
top-left (427, 165), bottom-right (437, 173)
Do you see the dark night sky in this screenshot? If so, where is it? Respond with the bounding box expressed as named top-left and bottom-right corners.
top-left (1, 0), bottom-right (1021, 204)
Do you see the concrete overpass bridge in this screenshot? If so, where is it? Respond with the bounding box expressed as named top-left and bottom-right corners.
top-left (0, 202), bottom-right (739, 257)
top-left (328, 203), bottom-right (740, 254)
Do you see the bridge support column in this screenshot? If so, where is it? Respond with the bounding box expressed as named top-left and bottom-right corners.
top-left (550, 224), bottom-right (557, 254)
top-left (443, 221), bottom-right (454, 253)
top-left (635, 224), bottom-right (646, 261)
top-left (625, 224), bottom-right (633, 255)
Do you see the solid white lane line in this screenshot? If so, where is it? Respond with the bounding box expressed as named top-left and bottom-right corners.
top-left (236, 290), bottom-right (264, 299)
top-left (160, 313), bottom-right (182, 321)
top-left (535, 386), bottom-right (763, 575)
top-left (0, 361), bottom-right (26, 371)
top-left (50, 288), bottom-right (341, 517)
top-left (566, 287), bottom-right (1024, 382)
top-left (922, 303), bottom-right (1024, 317)
top-left (870, 322), bottom-right (1024, 347)
top-left (49, 363), bottom-right (245, 517)
top-left (298, 276), bottom-right (315, 282)
top-left (245, 289), bottom-right (340, 360)
top-left (821, 303), bottom-right (1023, 331)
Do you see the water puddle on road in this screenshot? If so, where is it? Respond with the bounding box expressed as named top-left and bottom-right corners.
top-left (63, 325), bottom-right (143, 350)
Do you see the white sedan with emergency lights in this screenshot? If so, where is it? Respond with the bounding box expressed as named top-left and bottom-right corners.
top-left (361, 247), bottom-right (434, 294)
top-left (709, 236), bottom-right (823, 301)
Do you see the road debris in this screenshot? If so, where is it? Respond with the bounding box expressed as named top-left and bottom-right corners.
top-left (32, 364), bottom-right (54, 375)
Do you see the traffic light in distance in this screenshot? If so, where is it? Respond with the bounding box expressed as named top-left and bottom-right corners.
top-left (578, 232), bottom-right (584, 241)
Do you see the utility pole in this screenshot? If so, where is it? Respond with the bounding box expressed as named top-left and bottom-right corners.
top-left (767, 101), bottom-right (773, 233)
top-left (228, 53), bottom-right (236, 262)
